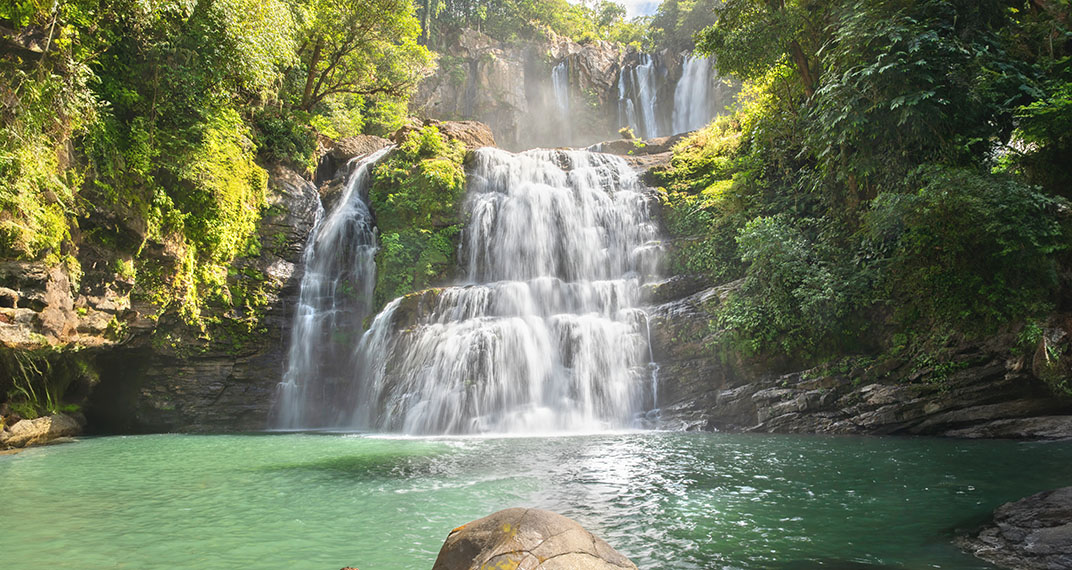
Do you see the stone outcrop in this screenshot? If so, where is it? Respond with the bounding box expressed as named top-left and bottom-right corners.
top-left (0, 412), bottom-right (82, 448)
top-left (77, 123), bottom-right (492, 433)
top-left (957, 487), bottom-right (1072, 570)
top-left (316, 134), bottom-right (392, 185)
top-left (432, 508), bottom-right (638, 570)
top-left (0, 261), bottom-right (131, 349)
top-left (647, 281), bottom-right (1072, 438)
top-left (393, 119), bottom-right (496, 150)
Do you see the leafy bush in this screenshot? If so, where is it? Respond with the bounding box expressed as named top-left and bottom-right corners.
top-left (253, 112), bottom-right (317, 168)
top-left (718, 216), bottom-right (873, 359)
top-left (865, 166), bottom-right (1066, 329)
top-left (370, 126), bottom-right (467, 308)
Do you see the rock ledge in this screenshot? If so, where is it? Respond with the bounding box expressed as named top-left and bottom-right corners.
top-left (957, 486), bottom-right (1072, 570)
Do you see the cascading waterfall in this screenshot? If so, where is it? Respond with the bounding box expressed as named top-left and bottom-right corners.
top-left (352, 148), bottom-right (662, 434)
top-left (272, 146), bottom-right (393, 429)
top-left (552, 60), bottom-right (572, 141)
top-left (672, 54), bottom-right (714, 134)
top-left (618, 54), bottom-right (661, 139)
top-left (552, 61), bottom-right (570, 115)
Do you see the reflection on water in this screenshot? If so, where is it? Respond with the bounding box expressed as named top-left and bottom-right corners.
top-left (2, 432), bottom-right (1068, 569)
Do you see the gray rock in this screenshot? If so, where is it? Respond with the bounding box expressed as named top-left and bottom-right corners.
top-left (410, 29), bottom-right (626, 150)
top-left (648, 279), bottom-right (1072, 438)
top-left (328, 135), bottom-right (392, 163)
top-left (432, 508), bottom-right (637, 570)
top-left (1, 413), bottom-right (82, 448)
top-left (957, 487), bottom-right (1072, 570)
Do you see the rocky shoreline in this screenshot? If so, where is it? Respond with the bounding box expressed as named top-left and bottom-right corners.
top-left (957, 487), bottom-right (1072, 570)
top-left (646, 280), bottom-right (1072, 440)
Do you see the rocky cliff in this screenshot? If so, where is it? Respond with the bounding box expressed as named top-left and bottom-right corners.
top-left (411, 29), bottom-right (622, 149)
top-left (410, 29), bottom-right (736, 150)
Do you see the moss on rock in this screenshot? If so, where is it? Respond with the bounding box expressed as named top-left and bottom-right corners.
top-left (370, 125), bottom-right (467, 310)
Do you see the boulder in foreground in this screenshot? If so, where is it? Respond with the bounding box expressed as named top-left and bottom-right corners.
top-left (957, 486), bottom-right (1072, 570)
top-left (0, 413), bottom-right (82, 449)
top-left (432, 508), bottom-right (638, 570)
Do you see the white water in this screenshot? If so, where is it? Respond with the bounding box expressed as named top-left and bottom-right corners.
top-left (353, 149), bottom-right (662, 434)
top-left (272, 147), bottom-right (393, 429)
top-left (552, 60), bottom-right (572, 142)
top-left (552, 61), bottom-right (570, 115)
top-left (618, 54), bottom-right (661, 139)
top-left (618, 52), bottom-right (725, 139)
top-left (672, 54), bottom-right (714, 134)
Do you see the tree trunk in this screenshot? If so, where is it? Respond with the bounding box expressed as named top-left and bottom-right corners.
top-left (789, 41), bottom-right (817, 98)
top-left (301, 36), bottom-right (323, 111)
top-left (420, 0), bottom-right (432, 45)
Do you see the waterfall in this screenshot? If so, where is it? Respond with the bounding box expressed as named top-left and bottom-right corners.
top-left (618, 54), bottom-right (661, 139)
top-left (552, 61), bottom-right (570, 115)
top-left (272, 146), bottom-right (393, 429)
top-left (352, 149), bottom-right (662, 434)
top-left (672, 54), bottom-right (714, 134)
top-left (552, 60), bottom-right (572, 142)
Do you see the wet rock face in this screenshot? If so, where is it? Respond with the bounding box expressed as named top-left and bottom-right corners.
top-left (0, 263), bottom-right (77, 347)
top-left (957, 487), bottom-right (1072, 570)
top-left (316, 134), bottom-right (392, 186)
top-left (411, 29), bottom-right (626, 150)
top-left (85, 164), bottom-right (323, 433)
top-left (432, 508), bottom-right (638, 570)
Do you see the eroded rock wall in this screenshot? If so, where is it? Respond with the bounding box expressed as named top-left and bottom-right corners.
top-left (645, 277), bottom-right (1072, 439)
top-left (412, 29), bottom-right (630, 149)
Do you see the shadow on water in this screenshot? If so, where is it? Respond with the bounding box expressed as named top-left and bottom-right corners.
top-left (255, 432), bottom-right (452, 481)
top-left (263, 453), bottom-right (444, 480)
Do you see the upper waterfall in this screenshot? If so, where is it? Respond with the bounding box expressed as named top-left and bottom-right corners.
top-left (352, 148), bottom-right (663, 434)
top-left (672, 54), bottom-right (715, 134)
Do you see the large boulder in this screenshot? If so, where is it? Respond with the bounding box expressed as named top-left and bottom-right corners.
top-left (957, 487), bottom-right (1072, 570)
top-left (432, 508), bottom-right (637, 570)
top-left (392, 119), bottom-right (496, 151)
top-left (316, 135), bottom-right (392, 185)
top-left (0, 413), bottom-right (82, 448)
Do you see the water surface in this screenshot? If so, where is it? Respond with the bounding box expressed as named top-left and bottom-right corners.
top-left (2, 432), bottom-right (1068, 569)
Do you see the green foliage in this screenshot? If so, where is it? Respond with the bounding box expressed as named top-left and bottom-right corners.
top-left (653, 0), bottom-right (740, 54)
top-left (253, 112), bottom-right (317, 168)
top-left (417, 0), bottom-right (652, 48)
top-left (0, 346), bottom-right (99, 419)
top-left (677, 0), bottom-right (1072, 373)
top-left (1013, 54), bottom-right (1072, 195)
top-left (3, 0), bottom-right (433, 333)
top-left (805, 0), bottom-right (1023, 198)
top-left (0, 30), bottom-right (96, 261)
top-left (864, 166), bottom-right (1066, 329)
top-left (718, 216), bottom-right (873, 359)
top-left (370, 126), bottom-right (467, 308)
top-left (289, 0), bottom-right (433, 112)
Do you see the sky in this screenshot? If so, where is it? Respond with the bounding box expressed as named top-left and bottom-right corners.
top-left (620, 0), bottom-right (661, 18)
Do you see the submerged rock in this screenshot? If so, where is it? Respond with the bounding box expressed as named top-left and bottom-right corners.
top-left (957, 487), bottom-right (1072, 570)
top-left (432, 508), bottom-right (638, 570)
top-left (0, 412), bottom-right (82, 448)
